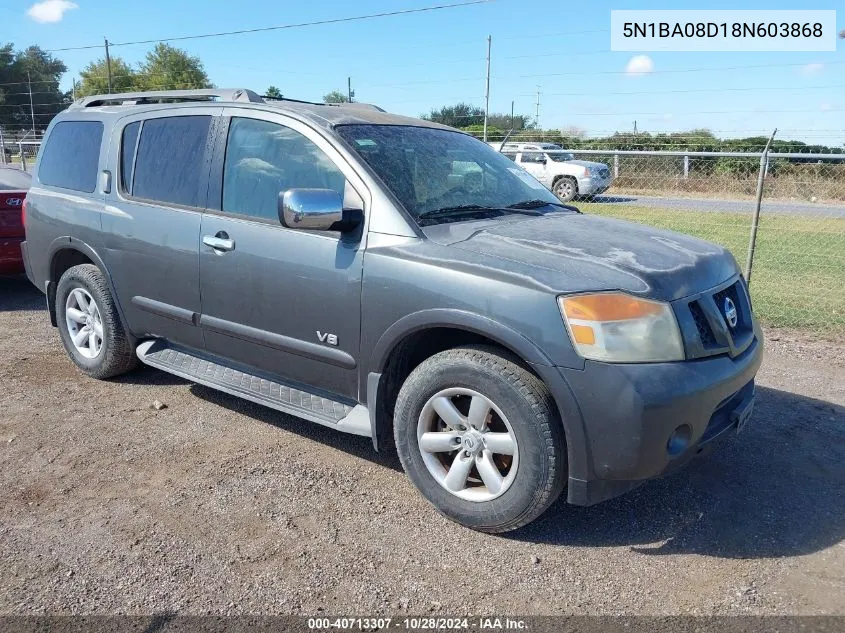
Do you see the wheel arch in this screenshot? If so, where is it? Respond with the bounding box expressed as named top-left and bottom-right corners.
top-left (370, 309), bottom-right (553, 373)
top-left (366, 310), bottom-right (572, 453)
top-left (46, 238), bottom-right (130, 336)
top-left (552, 173), bottom-right (578, 192)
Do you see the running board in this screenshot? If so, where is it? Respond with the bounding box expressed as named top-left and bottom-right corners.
top-left (136, 340), bottom-right (372, 438)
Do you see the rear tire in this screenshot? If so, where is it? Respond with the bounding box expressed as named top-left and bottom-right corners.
top-left (394, 345), bottom-right (566, 533)
top-left (553, 176), bottom-right (577, 202)
top-left (56, 264), bottom-right (138, 379)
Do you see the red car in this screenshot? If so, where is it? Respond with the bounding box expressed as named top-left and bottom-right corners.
top-left (0, 166), bottom-right (30, 275)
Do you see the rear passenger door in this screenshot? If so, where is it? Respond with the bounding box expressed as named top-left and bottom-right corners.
top-left (198, 110), bottom-right (367, 400)
top-left (101, 108), bottom-right (220, 350)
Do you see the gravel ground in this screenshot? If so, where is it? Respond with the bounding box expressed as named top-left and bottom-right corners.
top-left (1, 275), bottom-right (843, 616)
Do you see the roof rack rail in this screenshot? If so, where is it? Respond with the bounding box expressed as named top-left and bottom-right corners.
top-left (69, 89), bottom-right (264, 109)
top-left (333, 102), bottom-right (386, 113)
top-left (261, 95), bottom-right (322, 105)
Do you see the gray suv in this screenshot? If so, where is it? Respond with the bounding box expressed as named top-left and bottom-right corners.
top-left (22, 89), bottom-right (762, 533)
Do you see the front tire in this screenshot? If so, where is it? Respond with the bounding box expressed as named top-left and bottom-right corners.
top-left (394, 346), bottom-right (566, 533)
top-left (553, 176), bottom-right (577, 203)
top-left (56, 264), bottom-right (138, 379)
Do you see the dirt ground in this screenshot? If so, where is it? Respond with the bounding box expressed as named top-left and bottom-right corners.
top-left (1, 275), bottom-right (843, 616)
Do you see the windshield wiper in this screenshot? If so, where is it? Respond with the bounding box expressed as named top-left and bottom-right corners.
top-left (507, 199), bottom-right (568, 210)
top-left (417, 204), bottom-right (497, 219)
top-left (417, 204), bottom-right (545, 223)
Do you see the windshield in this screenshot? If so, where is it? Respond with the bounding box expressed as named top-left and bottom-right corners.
top-left (335, 125), bottom-right (562, 225)
top-left (546, 152), bottom-right (575, 162)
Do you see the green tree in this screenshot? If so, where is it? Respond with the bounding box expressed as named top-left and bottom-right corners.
top-left (265, 85), bottom-right (283, 99)
top-left (486, 112), bottom-right (534, 131)
top-left (423, 103), bottom-right (483, 128)
top-left (136, 43), bottom-right (212, 91)
top-left (77, 56), bottom-right (139, 97)
top-left (323, 90), bottom-right (349, 104)
top-left (0, 43), bottom-right (67, 134)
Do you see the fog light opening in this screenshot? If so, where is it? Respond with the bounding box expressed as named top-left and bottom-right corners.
top-left (667, 425), bottom-right (692, 457)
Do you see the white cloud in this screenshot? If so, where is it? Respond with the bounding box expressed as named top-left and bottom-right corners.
top-left (820, 102), bottom-right (833, 112)
top-left (27, 0), bottom-right (78, 23)
top-left (801, 63), bottom-right (824, 75)
top-left (625, 55), bottom-right (654, 76)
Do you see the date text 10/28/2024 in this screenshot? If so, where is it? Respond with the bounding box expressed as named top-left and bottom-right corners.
top-left (307, 617), bottom-right (528, 630)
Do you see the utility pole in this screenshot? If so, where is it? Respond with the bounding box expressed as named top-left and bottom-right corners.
top-left (104, 38), bottom-right (113, 94)
top-left (347, 76), bottom-right (353, 103)
top-left (483, 35), bottom-right (491, 142)
top-left (510, 100), bottom-right (514, 129)
top-left (72, 78), bottom-right (77, 101)
top-left (633, 120), bottom-right (638, 134)
top-left (535, 86), bottom-right (540, 129)
top-left (27, 72), bottom-right (35, 134)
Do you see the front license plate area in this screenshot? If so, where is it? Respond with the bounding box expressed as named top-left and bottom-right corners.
top-left (733, 393), bottom-right (755, 434)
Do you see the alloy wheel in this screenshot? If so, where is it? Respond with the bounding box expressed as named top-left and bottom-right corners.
top-left (417, 388), bottom-right (519, 502)
top-left (65, 288), bottom-right (104, 359)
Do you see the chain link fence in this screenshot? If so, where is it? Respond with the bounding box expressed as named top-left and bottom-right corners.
top-left (0, 135), bottom-right (41, 172)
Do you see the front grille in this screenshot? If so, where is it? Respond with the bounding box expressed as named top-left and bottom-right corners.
top-left (677, 278), bottom-right (755, 359)
top-left (689, 301), bottom-right (717, 348)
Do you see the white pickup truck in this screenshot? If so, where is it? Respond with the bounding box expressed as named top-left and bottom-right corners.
top-left (489, 142), bottom-right (613, 202)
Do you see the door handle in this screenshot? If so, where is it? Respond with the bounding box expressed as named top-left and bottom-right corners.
top-left (203, 233), bottom-right (235, 253)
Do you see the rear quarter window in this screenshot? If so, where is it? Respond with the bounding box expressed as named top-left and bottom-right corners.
top-left (38, 121), bottom-right (103, 193)
top-left (131, 116), bottom-right (212, 207)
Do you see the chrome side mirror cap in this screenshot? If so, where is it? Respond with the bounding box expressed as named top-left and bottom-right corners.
top-left (279, 188), bottom-right (343, 231)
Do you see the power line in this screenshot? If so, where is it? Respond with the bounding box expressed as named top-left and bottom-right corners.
top-left (45, 1), bottom-right (492, 52)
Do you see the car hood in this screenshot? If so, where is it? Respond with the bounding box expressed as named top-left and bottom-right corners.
top-left (422, 213), bottom-right (739, 302)
top-left (552, 159), bottom-right (605, 169)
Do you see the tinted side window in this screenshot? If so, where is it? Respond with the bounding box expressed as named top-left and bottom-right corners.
top-left (502, 152), bottom-right (517, 162)
top-left (120, 121), bottom-right (140, 194)
top-left (521, 152), bottom-right (544, 164)
top-left (222, 117), bottom-right (345, 221)
top-left (38, 121), bottom-right (103, 192)
top-left (133, 116), bottom-right (211, 207)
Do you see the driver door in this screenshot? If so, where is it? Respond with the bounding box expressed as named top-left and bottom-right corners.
top-left (518, 151), bottom-right (550, 186)
top-left (198, 111), bottom-right (369, 400)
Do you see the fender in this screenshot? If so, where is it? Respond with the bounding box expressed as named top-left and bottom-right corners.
top-left (367, 309), bottom-right (591, 485)
top-left (370, 308), bottom-right (555, 375)
top-left (45, 236), bottom-right (132, 338)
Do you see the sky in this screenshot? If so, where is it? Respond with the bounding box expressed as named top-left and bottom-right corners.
top-left (3, 0), bottom-right (844, 145)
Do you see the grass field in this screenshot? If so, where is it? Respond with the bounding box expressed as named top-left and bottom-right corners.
top-left (580, 202), bottom-right (845, 340)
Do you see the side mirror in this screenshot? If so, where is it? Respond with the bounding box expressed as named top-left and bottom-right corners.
top-left (279, 188), bottom-right (343, 231)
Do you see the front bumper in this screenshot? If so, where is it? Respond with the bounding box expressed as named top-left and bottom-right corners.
top-left (576, 175), bottom-right (612, 196)
top-left (535, 334), bottom-right (763, 506)
top-left (0, 236), bottom-right (24, 275)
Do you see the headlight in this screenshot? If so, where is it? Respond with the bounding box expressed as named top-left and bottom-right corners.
top-left (558, 293), bottom-right (685, 363)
